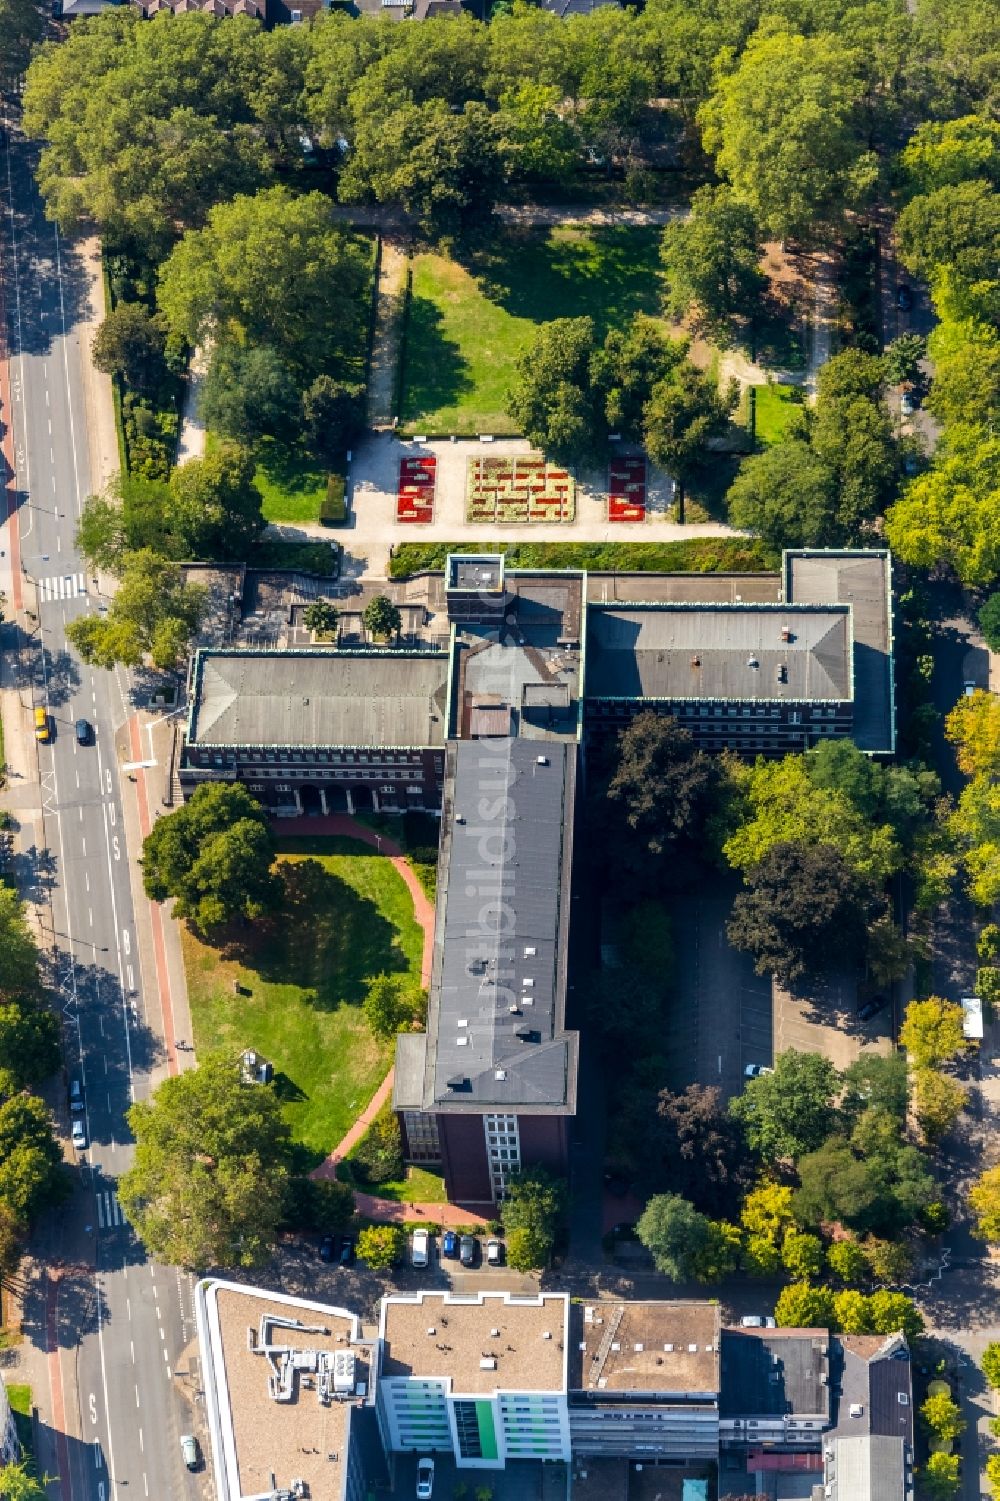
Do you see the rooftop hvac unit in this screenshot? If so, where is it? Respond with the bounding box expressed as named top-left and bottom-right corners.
top-left (333, 1352), bottom-right (356, 1395)
top-left (480, 1357), bottom-right (497, 1369)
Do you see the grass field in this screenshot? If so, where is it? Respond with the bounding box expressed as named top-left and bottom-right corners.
top-left (7, 1383), bottom-right (32, 1452)
top-left (753, 382), bottom-right (805, 445)
top-left (400, 226), bottom-right (665, 435)
top-left (361, 1165), bottom-right (447, 1204)
top-left (254, 440), bottom-right (328, 524)
top-left (389, 537), bottom-right (773, 578)
top-left (186, 837), bottom-right (424, 1169)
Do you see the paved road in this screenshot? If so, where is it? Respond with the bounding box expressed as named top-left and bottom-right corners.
top-left (1, 113), bottom-right (199, 1501)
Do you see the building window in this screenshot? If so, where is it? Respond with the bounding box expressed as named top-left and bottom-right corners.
top-left (402, 1111), bottom-right (440, 1162)
top-left (484, 1115), bottom-right (520, 1197)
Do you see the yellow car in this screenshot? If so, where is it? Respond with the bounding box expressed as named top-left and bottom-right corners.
top-left (34, 707), bottom-right (50, 743)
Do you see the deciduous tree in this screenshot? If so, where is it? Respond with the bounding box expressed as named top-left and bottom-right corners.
top-left (356, 1223), bottom-right (405, 1271)
top-left (827, 1237), bottom-right (868, 1285)
top-left (363, 596), bottom-right (402, 641)
top-left (923, 1452), bottom-right (960, 1500)
top-left (66, 550), bottom-right (206, 670)
top-left (970, 1165), bottom-right (1000, 1240)
top-left (885, 424), bottom-right (1000, 587)
top-left (0, 1094), bottom-right (67, 1224)
top-left (507, 317), bottom-right (605, 467)
top-left (301, 377), bottom-right (365, 464)
top-left (303, 599), bottom-right (339, 638)
top-left (500, 1167), bottom-right (566, 1268)
top-left (169, 444), bottom-right (265, 560)
top-left (727, 441), bottom-right (836, 553)
top-left (642, 364), bottom-right (738, 514)
top-left (781, 1228), bottom-right (824, 1281)
top-left (982, 1342), bottom-right (1000, 1388)
top-left (773, 1282), bottom-right (834, 1330)
top-left (362, 974), bottom-right (418, 1040)
top-left (660, 185), bottom-right (765, 341)
top-left (655, 1083), bottom-right (751, 1216)
top-left (199, 343), bottom-right (300, 447)
top-left (119, 1051), bottom-right (291, 1269)
top-left (92, 303), bottom-right (167, 396)
top-left (921, 1392), bottom-right (966, 1442)
top-left (945, 689), bottom-right (1000, 777)
top-left (729, 1050), bottom-right (840, 1161)
top-left (899, 997), bottom-right (966, 1068)
top-left (607, 713), bottom-right (720, 860)
top-left (912, 1067), bottom-right (968, 1144)
top-left (636, 1193), bottom-right (710, 1280)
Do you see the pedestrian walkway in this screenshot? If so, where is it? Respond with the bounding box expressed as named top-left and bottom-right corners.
top-left (37, 571), bottom-right (86, 602)
top-left (368, 241), bottom-right (408, 429)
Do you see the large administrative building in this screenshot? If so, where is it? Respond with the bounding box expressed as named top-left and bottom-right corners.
top-left (179, 551), bottom-right (895, 1204)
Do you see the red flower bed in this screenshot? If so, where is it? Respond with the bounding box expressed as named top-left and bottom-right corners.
top-left (608, 456), bottom-right (646, 522)
top-left (397, 455), bottom-right (436, 523)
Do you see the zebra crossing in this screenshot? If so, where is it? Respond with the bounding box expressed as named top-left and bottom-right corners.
top-left (38, 572), bottom-right (86, 602)
top-left (97, 1188), bottom-right (126, 1230)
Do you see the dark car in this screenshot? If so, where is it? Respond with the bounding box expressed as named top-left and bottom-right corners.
top-left (442, 1229), bottom-right (458, 1258)
top-left (319, 1235), bottom-right (336, 1263)
top-left (858, 993), bottom-right (890, 1023)
top-left (459, 1233), bottom-right (476, 1267)
top-left (339, 1237), bottom-right (355, 1267)
top-left (75, 718), bottom-right (91, 745)
top-left (897, 285), bottom-right (913, 311)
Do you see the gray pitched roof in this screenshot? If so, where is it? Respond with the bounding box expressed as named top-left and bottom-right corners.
top-left (187, 650), bottom-right (449, 748)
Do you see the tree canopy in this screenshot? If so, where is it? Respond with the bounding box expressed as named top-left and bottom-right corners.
top-left (141, 783), bottom-right (282, 932)
top-left (636, 1192), bottom-right (712, 1280)
top-left (606, 712), bottom-right (720, 863)
top-left (729, 1049), bottom-right (840, 1161)
top-left (660, 185), bottom-right (765, 342)
top-left (66, 550), bottom-right (206, 670)
top-left (119, 1050), bottom-right (292, 1269)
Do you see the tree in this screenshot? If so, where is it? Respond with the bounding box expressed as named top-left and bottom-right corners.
top-left (141, 783), bottom-right (281, 933)
top-left (636, 1193), bottom-right (710, 1280)
top-left (727, 441), bottom-right (836, 553)
top-left (592, 317), bottom-right (686, 441)
top-left (981, 1342), bottom-right (1000, 1388)
top-left (743, 1233), bottom-right (782, 1277)
top-left (794, 1139), bottom-right (881, 1232)
top-left (827, 1238), bottom-right (868, 1285)
top-left (494, 82), bottom-right (579, 188)
top-left (118, 1051), bottom-right (292, 1270)
top-left (885, 424), bottom-right (1000, 587)
top-left (363, 596), bottom-right (402, 641)
top-left (349, 1107), bottom-right (403, 1186)
top-left (303, 599), bottom-right (339, 638)
top-left (867, 1289), bottom-right (923, 1339)
top-left (642, 364), bottom-right (737, 514)
top-left (698, 29), bottom-right (878, 240)
top-left (730, 1050), bottom-right (840, 1162)
top-left (773, 1282), bottom-right (834, 1330)
top-left (969, 1165), bottom-right (1000, 1240)
top-left (654, 1084), bottom-right (750, 1216)
top-left (945, 689), bottom-right (1000, 777)
top-left (607, 713), bottom-right (720, 860)
top-left (0, 999), bottom-right (60, 1097)
top-left (901, 115), bottom-right (1000, 194)
top-left (781, 1229), bottom-right (824, 1281)
top-left (199, 343), bottom-right (299, 447)
top-left (158, 188), bottom-right (370, 385)
top-left (740, 1182), bottom-right (794, 1242)
top-left (688, 1219), bottom-right (742, 1282)
top-left (66, 550), bottom-right (206, 670)
top-left (501, 1167), bottom-right (566, 1267)
top-left (660, 185), bottom-right (765, 341)
top-left (841, 1053), bottom-right (909, 1122)
top-left (927, 318), bottom-right (1000, 429)
top-left (281, 1174), bottom-right (354, 1234)
top-left (951, 773), bottom-right (1000, 905)
top-left (912, 1068), bottom-right (968, 1144)
top-left (168, 444), bottom-right (265, 561)
top-left (92, 303), bottom-right (167, 396)
top-left (809, 387), bottom-right (898, 540)
top-left (897, 180), bottom-right (1000, 318)
top-left (0, 1202), bottom-right (25, 1281)
top-left (0, 1094), bottom-right (66, 1224)
top-left (0, 886), bottom-right (43, 997)
top-left (0, 1461), bottom-right (50, 1501)
top-left (923, 1453), bottom-right (961, 1501)
top-left (727, 842), bottom-right (875, 986)
top-left (899, 997), bottom-right (966, 1068)
top-left (882, 334), bottom-right (927, 388)
top-left (507, 317), bottom-right (605, 467)
top-left (0, 0), bottom-right (45, 86)
top-left (362, 974), bottom-right (413, 1040)
top-left (301, 377), bottom-right (365, 464)
top-left (980, 595), bottom-right (1000, 653)
top-left (862, 1237), bottom-right (913, 1286)
top-left (987, 1455), bottom-right (1000, 1498)
top-left (356, 1224), bottom-right (405, 1271)
top-left (506, 1224), bottom-right (552, 1272)
top-left (832, 1289), bottom-right (871, 1333)
top-left (921, 1392), bottom-right (966, 1442)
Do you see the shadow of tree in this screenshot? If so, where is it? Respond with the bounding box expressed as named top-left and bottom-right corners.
top-left (399, 294), bottom-right (470, 425)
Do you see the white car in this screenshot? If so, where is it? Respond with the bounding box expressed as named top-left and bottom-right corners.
top-left (740, 1315), bottom-right (777, 1329)
top-left (411, 1228), bottom-right (430, 1269)
top-left (744, 1063), bottom-right (773, 1079)
top-left (900, 390), bottom-right (916, 416)
top-left (416, 1458), bottom-right (435, 1499)
top-left (71, 1119), bottom-right (86, 1151)
top-left (180, 1434), bottom-right (198, 1470)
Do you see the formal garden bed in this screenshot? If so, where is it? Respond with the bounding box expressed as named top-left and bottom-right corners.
top-left (608, 455), bottom-right (647, 522)
top-left (397, 455), bottom-right (436, 523)
top-left (466, 455), bottom-right (576, 524)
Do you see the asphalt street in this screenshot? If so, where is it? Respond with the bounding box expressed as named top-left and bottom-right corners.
top-left (1, 114), bottom-right (200, 1501)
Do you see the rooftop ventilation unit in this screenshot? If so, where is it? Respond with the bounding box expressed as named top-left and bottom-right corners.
top-left (691, 655), bottom-right (701, 668)
top-left (480, 1357), bottom-right (497, 1370)
top-left (747, 656), bottom-right (759, 669)
top-left (495, 1069), bottom-right (507, 1081)
top-left (536, 755), bottom-right (549, 766)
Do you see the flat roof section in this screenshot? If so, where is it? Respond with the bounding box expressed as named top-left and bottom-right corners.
top-left (829, 1434), bottom-right (908, 1501)
top-left (586, 604), bottom-right (851, 703)
top-left (197, 1280), bottom-right (367, 1501)
top-left (186, 649), bottom-right (450, 748)
top-left (784, 550), bottom-right (894, 752)
top-left (719, 1329), bottom-right (831, 1420)
top-left (585, 573), bottom-right (782, 606)
top-left (380, 1292), bottom-right (569, 1394)
top-left (423, 739), bottom-right (578, 1112)
top-left (569, 1302), bottom-right (721, 1397)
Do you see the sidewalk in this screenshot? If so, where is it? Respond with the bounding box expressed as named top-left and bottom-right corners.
top-left (73, 236), bottom-right (120, 497)
top-left (368, 241), bottom-right (408, 429)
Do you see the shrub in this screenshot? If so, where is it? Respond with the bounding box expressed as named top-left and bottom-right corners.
top-left (348, 1108), bottom-right (404, 1186)
top-left (506, 1224), bottom-right (551, 1271)
top-left (320, 473), bottom-right (347, 526)
top-left (924, 1451), bottom-right (960, 1499)
top-left (356, 1223), bottom-right (405, 1270)
top-left (920, 1391), bottom-right (965, 1441)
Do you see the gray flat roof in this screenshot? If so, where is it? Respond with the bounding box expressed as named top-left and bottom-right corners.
top-left (784, 551), bottom-right (894, 752)
top-left (719, 1330), bottom-right (831, 1419)
top-left (187, 650), bottom-right (450, 748)
top-left (586, 604), bottom-right (851, 702)
top-left (422, 739), bottom-right (578, 1112)
top-left (829, 1435), bottom-right (908, 1501)
top-left (833, 1334), bottom-right (912, 1445)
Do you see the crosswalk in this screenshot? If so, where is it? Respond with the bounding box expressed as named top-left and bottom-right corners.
top-left (97, 1188), bottom-right (126, 1230)
top-left (38, 572), bottom-right (86, 602)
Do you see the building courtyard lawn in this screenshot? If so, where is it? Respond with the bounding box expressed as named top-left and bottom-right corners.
top-left (400, 225), bottom-right (665, 436)
top-left (185, 836), bottom-right (425, 1170)
top-left (752, 381), bottom-right (804, 446)
top-left (253, 439), bottom-right (329, 524)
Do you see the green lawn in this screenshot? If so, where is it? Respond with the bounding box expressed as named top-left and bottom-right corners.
top-left (6, 1383), bottom-right (31, 1452)
top-left (186, 837), bottom-right (424, 1170)
top-left (401, 226), bottom-right (665, 435)
top-left (254, 439), bottom-right (329, 524)
top-left (363, 1165), bottom-right (447, 1204)
top-left (753, 382), bottom-right (804, 445)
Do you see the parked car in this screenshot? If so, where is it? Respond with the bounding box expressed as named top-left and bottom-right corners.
top-left (318, 1235), bottom-right (336, 1263)
top-left (459, 1233), bottom-right (476, 1267)
top-left (411, 1228), bottom-right (430, 1269)
top-left (743, 1063), bottom-right (772, 1079)
top-left (71, 1119), bottom-right (86, 1150)
top-left (442, 1229), bottom-right (458, 1258)
top-left (964, 681), bottom-right (979, 697)
top-left (486, 1237), bottom-right (502, 1266)
top-left (75, 718), bottom-right (91, 745)
top-left (897, 284), bottom-right (913, 311)
top-left (339, 1237), bottom-right (355, 1267)
top-left (740, 1315), bottom-right (777, 1329)
top-left (416, 1458), bottom-right (435, 1500)
top-left (34, 707), bottom-right (49, 743)
top-left (900, 390), bottom-right (916, 416)
top-left (68, 1078), bottom-right (84, 1113)
top-left (180, 1434), bottom-right (198, 1470)
top-left (857, 993), bottom-right (890, 1023)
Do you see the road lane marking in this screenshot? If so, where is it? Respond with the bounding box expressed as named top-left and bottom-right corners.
top-left (85, 872), bottom-right (89, 892)
top-left (82, 838), bottom-right (86, 855)
top-left (165, 1367), bottom-right (171, 1380)
top-left (159, 1328), bottom-right (164, 1340)
top-left (45, 388), bottom-right (49, 406)
top-left (88, 908), bottom-right (93, 926)
top-left (131, 1342), bottom-right (134, 1364)
top-left (127, 1298), bottom-right (131, 1320)
top-left (135, 1384), bottom-right (140, 1408)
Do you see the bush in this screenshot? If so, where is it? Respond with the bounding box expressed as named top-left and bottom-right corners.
top-left (320, 473), bottom-right (348, 526)
top-left (921, 1391), bottom-right (965, 1441)
top-left (348, 1108), bottom-right (404, 1186)
top-left (356, 1223), bottom-right (405, 1270)
top-left (979, 593), bottom-right (1000, 653)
